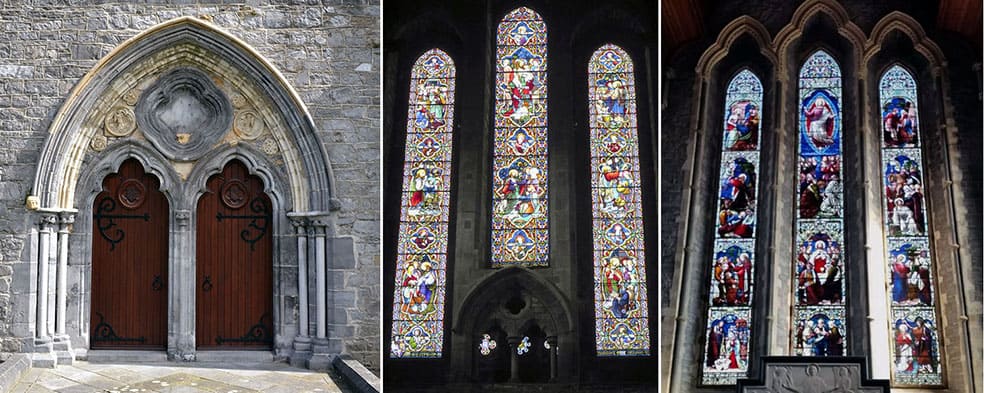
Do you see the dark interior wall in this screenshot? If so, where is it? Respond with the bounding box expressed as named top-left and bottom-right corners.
top-left (383, 0), bottom-right (658, 389)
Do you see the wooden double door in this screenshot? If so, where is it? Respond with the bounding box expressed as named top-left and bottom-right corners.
top-left (90, 159), bottom-right (273, 350)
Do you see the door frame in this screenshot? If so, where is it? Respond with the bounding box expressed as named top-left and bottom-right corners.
top-left (70, 142), bottom-right (294, 360)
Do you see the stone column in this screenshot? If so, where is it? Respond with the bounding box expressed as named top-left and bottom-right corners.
top-left (508, 336), bottom-right (521, 382)
top-left (308, 216), bottom-right (332, 370)
top-left (289, 215), bottom-right (312, 367)
top-left (53, 211), bottom-right (76, 364)
top-left (170, 210), bottom-right (195, 361)
top-left (33, 211), bottom-right (58, 367)
top-left (546, 336), bottom-right (558, 381)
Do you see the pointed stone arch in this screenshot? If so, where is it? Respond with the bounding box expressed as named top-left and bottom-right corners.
top-left (695, 16), bottom-right (776, 78)
top-left (30, 16), bottom-right (336, 213)
top-left (865, 11), bottom-right (946, 71)
top-left (452, 267), bottom-right (574, 383)
top-left (22, 16), bottom-right (347, 369)
top-left (773, 0), bottom-right (866, 80)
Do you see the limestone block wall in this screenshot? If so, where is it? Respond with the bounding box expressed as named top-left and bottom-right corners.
top-left (0, 1), bottom-right (380, 371)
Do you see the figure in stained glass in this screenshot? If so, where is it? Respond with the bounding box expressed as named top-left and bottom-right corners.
top-left (796, 233), bottom-right (843, 305)
top-left (798, 155), bottom-right (842, 219)
top-left (879, 65), bottom-right (943, 385)
top-left (793, 307), bottom-right (847, 357)
top-left (709, 240), bottom-right (754, 306)
top-left (391, 48), bottom-right (456, 358)
top-left (884, 152), bottom-right (925, 236)
top-left (702, 69), bottom-right (762, 385)
top-left (723, 101), bottom-right (759, 150)
top-left (802, 91), bottom-right (838, 149)
top-left (589, 44), bottom-right (649, 356)
top-left (704, 313), bottom-right (750, 371)
top-left (793, 50), bottom-right (848, 358)
top-left (883, 97), bottom-right (918, 147)
top-left (492, 7), bottom-right (548, 267)
top-left (717, 153), bottom-right (757, 238)
top-left (888, 240), bottom-right (933, 306)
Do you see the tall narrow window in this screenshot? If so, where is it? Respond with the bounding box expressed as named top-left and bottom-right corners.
top-left (879, 65), bottom-right (942, 386)
top-left (701, 69), bottom-right (762, 385)
top-left (792, 50), bottom-right (847, 357)
top-left (390, 49), bottom-right (455, 358)
top-left (492, 7), bottom-right (548, 267)
top-left (589, 44), bottom-right (650, 356)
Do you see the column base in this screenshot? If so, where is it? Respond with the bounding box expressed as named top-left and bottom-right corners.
top-left (32, 337), bottom-right (56, 368)
top-left (307, 338), bottom-right (335, 371)
top-left (52, 335), bottom-right (74, 365)
top-left (290, 336), bottom-right (313, 368)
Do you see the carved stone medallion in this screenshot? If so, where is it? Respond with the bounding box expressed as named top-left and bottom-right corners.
top-left (122, 90), bottom-right (140, 106)
top-left (221, 179), bottom-right (249, 209)
top-left (104, 107), bottom-right (136, 137)
top-left (234, 110), bottom-right (265, 140)
top-left (134, 67), bottom-right (233, 161)
top-left (261, 138), bottom-right (279, 155)
top-left (117, 179), bottom-right (146, 209)
top-left (230, 93), bottom-right (247, 109)
top-left (90, 134), bottom-right (108, 151)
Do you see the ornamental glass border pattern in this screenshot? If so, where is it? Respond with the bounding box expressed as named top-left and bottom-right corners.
top-left (878, 65), bottom-right (943, 386)
top-left (701, 69), bottom-right (762, 385)
top-left (792, 50), bottom-right (848, 358)
top-left (588, 44), bottom-right (650, 357)
top-left (491, 7), bottom-right (549, 267)
top-left (390, 49), bottom-right (455, 358)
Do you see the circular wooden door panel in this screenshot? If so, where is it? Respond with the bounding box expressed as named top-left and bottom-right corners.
top-left (196, 160), bottom-right (274, 349)
top-left (90, 158), bottom-right (168, 349)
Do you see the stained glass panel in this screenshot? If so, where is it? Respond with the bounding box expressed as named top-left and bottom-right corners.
top-left (589, 44), bottom-right (650, 357)
top-left (702, 69), bottom-right (762, 385)
top-left (793, 50), bottom-right (848, 357)
top-left (492, 7), bottom-right (549, 267)
top-left (390, 49), bottom-right (455, 358)
top-left (879, 65), bottom-right (943, 386)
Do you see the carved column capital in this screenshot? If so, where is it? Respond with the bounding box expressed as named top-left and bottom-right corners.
top-left (38, 210), bottom-right (59, 231)
top-left (57, 211), bottom-right (77, 232)
top-left (287, 215), bottom-right (308, 233)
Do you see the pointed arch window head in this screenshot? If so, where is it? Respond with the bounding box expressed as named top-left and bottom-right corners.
top-left (492, 7), bottom-right (549, 267)
top-left (390, 48), bottom-right (455, 359)
top-left (700, 68), bottom-right (762, 385)
top-left (878, 64), bottom-right (943, 386)
top-left (588, 44), bottom-right (650, 357)
top-left (792, 50), bottom-right (848, 358)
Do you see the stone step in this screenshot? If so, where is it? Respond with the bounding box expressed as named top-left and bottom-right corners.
top-left (195, 350), bottom-right (274, 363)
top-left (86, 350), bottom-right (168, 363)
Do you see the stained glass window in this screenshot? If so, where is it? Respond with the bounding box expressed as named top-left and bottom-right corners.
top-left (390, 49), bottom-right (455, 358)
top-left (879, 65), bottom-right (942, 386)
top-left (701, 69), bottom-right (762, 385)
top-left (492, 7), bottom-right (549, 267)
top-left (792, 50), bottom-right (847, 358)
top-left (479, 334), bottom-right (497, 356)
top-left (589, 44), bottom-right (650, 357)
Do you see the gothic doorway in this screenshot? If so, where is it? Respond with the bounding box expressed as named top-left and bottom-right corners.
top-left (90, 158), bottom-right (169, 349)
top-left (195, 160), bottom-right (274, 349)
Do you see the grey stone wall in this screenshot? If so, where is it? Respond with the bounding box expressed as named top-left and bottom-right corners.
top-left (0, 1), bottom-right (379, 371)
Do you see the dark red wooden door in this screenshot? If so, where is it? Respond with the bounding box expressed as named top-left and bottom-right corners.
top-left (196, 160), bottom-right (273, 349)
top-left (91, 158), bottom-right (168, 349)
